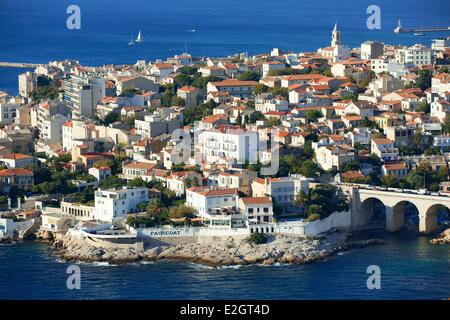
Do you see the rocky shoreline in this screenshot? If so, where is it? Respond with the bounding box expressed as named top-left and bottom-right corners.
top-left (41, 230), bottom-right (385, 267)
top-left (430, 228), bottom-right (450, 245)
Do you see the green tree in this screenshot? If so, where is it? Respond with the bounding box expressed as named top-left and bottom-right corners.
top-left (415, 70), bottom-right (433, 91)
top-left (254, 84), bottom-right (269, 95)
top-left (417, 101), bottom-right (430, 113)
top-left (103, 112), bottom-right (120, 125)
top-left (380, 175), bottom-right (399, 188)
top-left (238, 71), bottom-right (261, 82)
top-left (247, 232), bottom-right (267, 245)
top-left (267, 117), bottom-right (281, 126)
top-left (305, 110), bottom-right (322, 123)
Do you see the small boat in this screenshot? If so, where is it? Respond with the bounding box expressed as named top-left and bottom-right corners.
top-left (188, 29), bottom-right (196, 33)
top-left (128, 37), bottom-right (135, 46)
top-left (136, 31), bottom-right (143, 43)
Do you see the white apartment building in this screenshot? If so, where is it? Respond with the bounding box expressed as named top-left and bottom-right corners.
top-left (134, 111), bottom-right (181, 139)
top-left (185, 186), bottom-right (240, 226)
top-left (347, 127), bottom-right (372, 147)
top-left (206, 169), bottom-right (257, 196)
top-left (370, 58), bottom-right (409, 77)
top-left (255, 93), bottom-right (289, 113)
top-left (431, 100), bottom-right (450, 122)
top-left (251, 175), bottom-right (310, 213)
top-left (199, 125), bottom-right (259, 164)
top-left (94, 187), bottom-right (149, 223)
top-left (165, 171), bottom-right (202, 197)
top-left (262, 61), bottom-right (285, 78)
top-left (395, 44), bottom-right (432, 66)
top-left (433, 135), bottom-right (450, 149)
top-left (63, 74), bottom-right (105, 118)
top-left (431, 38), bottom-right (450, 50)
top-left (431, 73), bottom-right (450, 95)
top-left (366, 74), bottom-right (405, 99)
top-left (39, 113), bottom-right (68, 145)
top-left (315, 145), bottom-right (356, 171)
top-left (18, 72), bottom-right (37, 98)
top-left (62, 120), bottom-right (95, 151)
top-left (88, 166), bottom-right (111, 183)
top-left (0, 96), bottom-right (20, 125)
top-left (371, 138), bottom-right (399, 161)
top-left (238, 197), bottom-right (273, 225)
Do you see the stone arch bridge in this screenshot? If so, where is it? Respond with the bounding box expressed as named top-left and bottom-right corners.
top-left (342, 186), bottom-right (450, 234)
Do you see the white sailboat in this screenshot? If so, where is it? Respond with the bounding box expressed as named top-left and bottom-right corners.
top-left (136, 31), bottom-right (143, 43)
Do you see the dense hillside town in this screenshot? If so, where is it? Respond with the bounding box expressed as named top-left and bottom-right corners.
top-left (1, 25), bottom-right (450, 247)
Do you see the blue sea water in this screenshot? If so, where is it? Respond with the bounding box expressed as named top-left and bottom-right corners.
top-left (0, 0), bottom-right (450, 94)
top-left (0, 231), bottom-right (449, 299)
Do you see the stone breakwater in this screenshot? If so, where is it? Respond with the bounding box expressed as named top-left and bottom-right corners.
top-left (430, 228), bottom-right (450, 245)
top-left (45, 231), bottom-right (385, 267)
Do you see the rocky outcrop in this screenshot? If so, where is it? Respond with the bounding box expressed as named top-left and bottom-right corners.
top-left (50, 231), bottom-right (384, 267)
top-left (430, 229), bottom-right (450, 245)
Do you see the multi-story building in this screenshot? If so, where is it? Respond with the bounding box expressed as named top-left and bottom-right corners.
top-left (206, 169), bottom-right (257, 196)
top-left (238, 197), bottom-right (273, 225)
top-left (433, 135), bottom-right (450, 149)
top-left (315, 145), bottom-right (356, 171)
top-left (88, 166), bottom-right (111, 183)
top-left (395, 44), bottom-right (432, 66)
top-left (255, 93), bottom-right (289, 113)
top-left (185, 186), bottom-right (241, 227)
top-left (0, 153), bottom-right (35, 168)
top-left (381, 162), bottom-right (408, 178)
top-left (384, 126), bottom-right (416, 148)
top-left (199, 125), bottom-right (258, 165)
top-left (120, 161), bottom-right (157, 181)
top-left (18, 72), bottom-right (37, 98)
top-left (134, 111), bottom-right (181, 139)
top-left (63, 74), bottom-right (105, 118)
top-left (360, 41), bottom-right (384, 60)
top-left (371, 138), bottom-right (399, 161)
top-left (0, 168), bottom-right (34, 193)
top-left (251, 175), bottom-right (310, 213)
top-left (207, 79), bottom-right (258, 99)
top-left (177, 86), bottom-right (201, 107)
top-left (0, 95), bottom-right (21, 125)
top-left (94, 187), bottom-right (149, 223)
top-left (165, 171), bottom-right (203, 197)
top-left (262, 61), bottom-right (285, 78)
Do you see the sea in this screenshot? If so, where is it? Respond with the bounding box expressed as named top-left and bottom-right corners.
top-left (1, 0), bottom-right (450, 94)
top-left (0, 230), bottom-right (449, 299)
top-left (0, 0), bottom-right (449, 299)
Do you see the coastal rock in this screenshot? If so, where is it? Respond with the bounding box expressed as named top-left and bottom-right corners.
top-left (430, 229), bottom-right (450, 245)
top-left (49, 230), bottom-right (384, 267)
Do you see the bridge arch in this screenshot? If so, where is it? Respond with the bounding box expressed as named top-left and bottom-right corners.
top-left (422, 203), bottom-right (450, 234)
top-left (389, 200), bottom-right (420, 232)
top-left (352, 187), bottom-right (450, 234)
top-left (359, 197), bottom-right (386, 228)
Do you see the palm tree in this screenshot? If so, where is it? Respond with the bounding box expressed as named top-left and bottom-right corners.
top-left (413, 132), bottom-right (424, 149)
